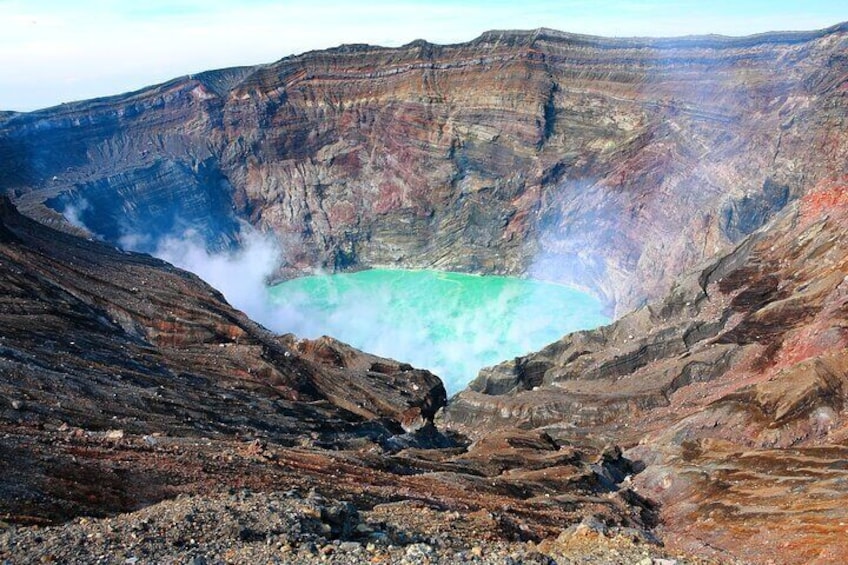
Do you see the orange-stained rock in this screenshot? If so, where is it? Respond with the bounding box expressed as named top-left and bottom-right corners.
top-left (0, 195), bottom-right (656, 553)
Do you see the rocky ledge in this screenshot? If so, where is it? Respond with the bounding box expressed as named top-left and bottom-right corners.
top-left (1, 23), bottom-right (847, 564)
top-left (445, 175), bottom-right (848, 563)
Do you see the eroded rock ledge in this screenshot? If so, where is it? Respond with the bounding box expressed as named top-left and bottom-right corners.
top-left (445, 176), bottom-right (848, 563)
top-left (1, 23), bottom-right (847, 564)
top-left (0, 195), bottom-right (671, 562)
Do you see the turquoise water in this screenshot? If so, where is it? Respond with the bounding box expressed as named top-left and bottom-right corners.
top-left (268, 269), bottom-right (609, 394)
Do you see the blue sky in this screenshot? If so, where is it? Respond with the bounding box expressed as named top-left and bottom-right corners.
top-left (1, 0), bottom-right (845, 111)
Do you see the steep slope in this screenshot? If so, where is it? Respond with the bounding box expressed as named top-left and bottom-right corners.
top-left (0, 194), bottom-right (444, 521)
top-left (444, 175), bottom-right (848, 563)
top-left (2, 23), bottom-right (848, 564)
top-left (1, 196), bottom-right (673, 563)
top-left (2, 25), bottom-right (847, 313)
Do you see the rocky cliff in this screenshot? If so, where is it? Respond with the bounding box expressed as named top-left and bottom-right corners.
top-left (2, 24), bottom-right (847, 313)
top-left (0, 192), bottom-right (448, 518)
top-left (445, 175), bottom-right (848, 563)
top-left (2, 22), bottom-right (848, 564)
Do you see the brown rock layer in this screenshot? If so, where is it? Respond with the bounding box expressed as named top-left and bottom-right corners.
top-left (0, 196), bottom-right (662, 561)
top-left (1, 24), bottom-right (847, 564)
top-left (444, 176), bottom-right (848, 563)
top-left (2, 25), bottom-right (847, 312)
top-left (0, 195), bottom-right (443, 521)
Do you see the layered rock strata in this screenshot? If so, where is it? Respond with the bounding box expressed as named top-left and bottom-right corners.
top-left (2, 24), bottom-right (847, 313)
top-left (445, 176), bottom-right (848, 563)
top-left (1, 23), bottom-right (847, 564)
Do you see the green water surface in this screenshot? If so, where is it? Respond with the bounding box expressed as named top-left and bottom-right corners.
top-left (268, 269), bottom-right (609, 394)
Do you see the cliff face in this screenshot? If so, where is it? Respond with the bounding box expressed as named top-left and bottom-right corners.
top-left (0, 194), bottom-right (446, 427)
top-left (2, 25), bottom-right (847, 312)
top-left (0, 194), bottom-right (446, 520)
top-left (444, 175), bottom-right (848, 563)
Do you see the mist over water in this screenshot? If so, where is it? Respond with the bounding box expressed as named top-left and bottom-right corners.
top-left (60, 200), bottom-right (609, 394)
top-left (269, 269), bottom-right (609, 394)
top-left (146, 229), bottom-right (609, 394)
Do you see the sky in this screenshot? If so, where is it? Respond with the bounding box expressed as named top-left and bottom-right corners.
top-left (0, 0), bottom-right (845, 112)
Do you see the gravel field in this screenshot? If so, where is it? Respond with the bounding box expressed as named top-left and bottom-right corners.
top-left (1, 489), bottom-right (718, 564)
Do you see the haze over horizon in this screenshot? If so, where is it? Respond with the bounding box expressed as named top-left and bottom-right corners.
top-left (1, 0), bottom-right (845, 112)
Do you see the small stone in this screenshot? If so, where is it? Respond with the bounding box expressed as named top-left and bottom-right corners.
top-left (302, 505), bottom-right (322, 519)
top-left (11, 400), bottom-right (22, 410)
top-left (653, 560), bottom-right (678, 565)
top-left (405, 543), bottom-right (434, 559)
top-left (470, 545), bottom-right (483, 557)
top-left (105, 429), bottom-right (124, 440)
top-left (338, 541), bottom-right (362, 553)
top-left (355, 523), bottom-right (374, 534)
top-left (321, 501), bottom-right (360, 538)
top-left (366, 533), bottom-right (387, 546)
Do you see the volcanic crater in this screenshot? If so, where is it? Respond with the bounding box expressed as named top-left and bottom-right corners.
top-left (1, 22), bottom-right (848, 565)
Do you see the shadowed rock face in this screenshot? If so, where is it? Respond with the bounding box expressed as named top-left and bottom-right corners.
top-left (0, 195), bottom-right (443, 520)
top-left (0, 195), bottom-right (446, 428)
top-left (444, 176), bottom-right (848, 563)
top-left (2, 25), bottom-right (847, 313)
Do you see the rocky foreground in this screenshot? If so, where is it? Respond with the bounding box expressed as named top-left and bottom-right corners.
top-left (2, 176), bottom-right (847, 565)
top-left (447, 176), bottom-right (848, 563)
top-left (0, 195), bottom-right (700, 563)
top-left (1, 486), bottom-right (703, 565)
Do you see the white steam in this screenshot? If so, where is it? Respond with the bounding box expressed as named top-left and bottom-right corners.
top-left (147, 227), bottom-right (286, 330)
top-left (117, 227), bottom-right (607, 395)
top-left (266, 270), bottom-right (609, 394)
top-left (61, 199), bottom-right (92, 231)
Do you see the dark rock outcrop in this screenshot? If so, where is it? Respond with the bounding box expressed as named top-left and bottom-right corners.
top-left (3, 24), bottom-right (847, 313)
top-left (1, 23), bottom-right (848, 564)
top-left (0, 195), bottom-right (444, 429)
top-left (0, 194), bottom-right (444, 521)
